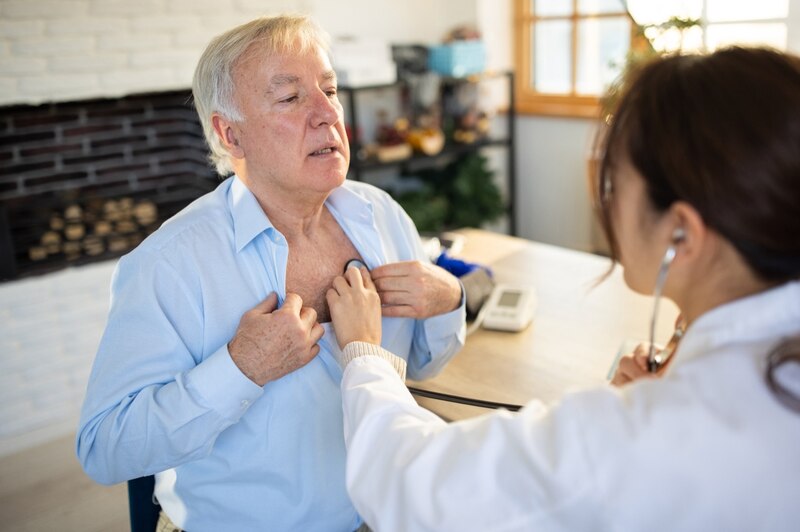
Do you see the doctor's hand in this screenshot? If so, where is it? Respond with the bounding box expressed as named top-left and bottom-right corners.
top-left (610, 343), bottom-right (660, 387)
top-left (228, 292), bottom-right (324, 386)
top-left (611, 314), bottom-right (684, 387)
top-left (370, 260), bottom-right (461, 319)
top-left (327, 267), bottom-right (382, 349)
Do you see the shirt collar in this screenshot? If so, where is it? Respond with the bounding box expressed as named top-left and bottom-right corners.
top-left (228, 176), bottom-right (376, 253)
top-left (674, 280), bottom-right (800, 366)
top-left (325, 182), bottom-right (376, 227)
top-left (230, 175), bottom-right (276, 252)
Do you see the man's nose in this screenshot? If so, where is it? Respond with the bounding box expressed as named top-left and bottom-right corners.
top-left (309, 90), bottom-right (340, 127)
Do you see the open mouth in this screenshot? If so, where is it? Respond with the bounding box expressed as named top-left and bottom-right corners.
top-left (310, 146), bottom-right (338, 156)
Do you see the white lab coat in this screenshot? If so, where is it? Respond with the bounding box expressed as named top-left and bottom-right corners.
top-left (341, 281), bottom-right (800, 532)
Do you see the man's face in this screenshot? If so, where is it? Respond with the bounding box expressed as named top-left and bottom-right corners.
top-left (230, 42), bottom-right (350, 196)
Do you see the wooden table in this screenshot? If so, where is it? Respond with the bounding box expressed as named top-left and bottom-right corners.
top-left (408, 229), bottom-right (679, 421)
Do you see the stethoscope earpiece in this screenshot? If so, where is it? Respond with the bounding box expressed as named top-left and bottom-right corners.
top-left (672, 227), bottom-right (686, 244)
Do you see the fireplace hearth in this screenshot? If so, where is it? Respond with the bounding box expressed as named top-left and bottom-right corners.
top-left (0, 90), bottom-right (220, 281)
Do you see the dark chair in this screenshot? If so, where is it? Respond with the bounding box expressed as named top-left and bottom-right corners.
top-left (128, 475), bottom-right (161, 532)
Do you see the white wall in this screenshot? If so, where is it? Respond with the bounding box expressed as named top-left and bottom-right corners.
top-left (515, 116), bottom-right (597, 250)
top-left (790, 0), bottom-right (800, 51)
top-left (0, 261), bottom-right (116, 456)
top-left (314, 0), bottom-right (476, 44)
top-left (0, 0), bottom-right (472, 107)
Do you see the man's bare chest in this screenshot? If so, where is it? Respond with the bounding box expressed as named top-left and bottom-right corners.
top-left (284, 237), bottom-right (362, 323)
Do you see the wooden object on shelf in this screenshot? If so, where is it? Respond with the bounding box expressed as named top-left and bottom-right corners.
top-left (407, 128), bottom-right (445, 155)
top-left (376, 143), bottom-right (413, 162)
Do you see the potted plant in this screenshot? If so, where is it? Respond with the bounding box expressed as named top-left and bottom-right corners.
top-left (394, 152), bottom-right (505, 233)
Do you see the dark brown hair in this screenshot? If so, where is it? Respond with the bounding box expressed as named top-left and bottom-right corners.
top-left (596, 47), bottom-right (800, 411)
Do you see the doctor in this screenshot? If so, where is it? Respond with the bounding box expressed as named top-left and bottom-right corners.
top-left (326, 47), bottom-right (800, 531)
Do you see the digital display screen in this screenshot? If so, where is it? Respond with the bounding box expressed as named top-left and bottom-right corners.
top-left (498, 291), bottom-right (521, 307)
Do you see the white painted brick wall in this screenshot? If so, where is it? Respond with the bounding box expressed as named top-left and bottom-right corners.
top-left (1, 0), bottom-right (90, 20)
top-left (0, 260), bottom-right (117, 457)
top-left (0, 0), bottom-right (472, 107)
top-left (45, 16), bottom-right (128, 36)
top-left (0, 19), bottom-right (45, 38)
top-left (11, 36), bottom-right (96, 56)
top-left (0, 56), bottom-right (48, 76)
top-left (0, 0), bottom-right (303, 106)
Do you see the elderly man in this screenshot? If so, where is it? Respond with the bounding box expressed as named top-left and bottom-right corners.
top-left (77, 15), bottom-right (465, 532)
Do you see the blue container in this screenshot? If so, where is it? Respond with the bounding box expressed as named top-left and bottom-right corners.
top-left (427, 41), bottom-right (486, 77)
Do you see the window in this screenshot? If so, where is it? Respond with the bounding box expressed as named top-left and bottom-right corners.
top-left (515, 0), bottom-right (790, 117)
top-left (629, 0), bottom-right (789, 52)
top-left (514, 0), bottom-right (633, 117)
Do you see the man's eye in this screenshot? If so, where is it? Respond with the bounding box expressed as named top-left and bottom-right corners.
top-left (280, 95), bottom-right (298, 103)
top-left (325, 88), bottom-right (337, 97)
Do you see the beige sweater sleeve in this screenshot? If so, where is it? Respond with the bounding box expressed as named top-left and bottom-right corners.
top-left (341, 341), bottom-right (407, 381)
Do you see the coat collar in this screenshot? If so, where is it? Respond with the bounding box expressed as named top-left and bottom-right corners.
top-left (674, 281), bottom-right (800, 367)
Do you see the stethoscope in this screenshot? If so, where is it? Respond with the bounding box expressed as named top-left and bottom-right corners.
top-left (647, 228), bottom-right (686, 373)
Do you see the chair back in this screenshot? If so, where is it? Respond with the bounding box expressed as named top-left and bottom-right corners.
top-left (128, 475), bottom-right (161, 532)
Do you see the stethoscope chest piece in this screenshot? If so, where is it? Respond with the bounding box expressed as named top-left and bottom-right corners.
top-left (343, 258), bottom-right (368, 273)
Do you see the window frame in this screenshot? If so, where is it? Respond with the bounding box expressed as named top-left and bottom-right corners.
top-left (700, 5), bottom-right (789, 51)
top-left (513, 0), bottom-right (633, 118)
top-left (514, 1), bottom-right (791, 118)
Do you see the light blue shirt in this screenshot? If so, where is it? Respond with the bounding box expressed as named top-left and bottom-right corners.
top-left (77, 176), bottom-right (466, 531)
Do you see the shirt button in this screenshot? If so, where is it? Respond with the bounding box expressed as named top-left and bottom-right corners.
top-left (241, 399), bottom-right (250, 408)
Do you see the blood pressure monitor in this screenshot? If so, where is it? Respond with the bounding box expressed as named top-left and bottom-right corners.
top-left (481, 284), bottom-right (537, 332)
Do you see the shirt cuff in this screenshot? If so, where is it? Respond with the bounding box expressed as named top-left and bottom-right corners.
top-left (342, 341), bottom-right (407, 380)
top-left (184, 343), bottom-right (264, 421)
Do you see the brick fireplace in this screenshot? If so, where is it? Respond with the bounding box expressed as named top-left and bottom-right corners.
top-left (0, 90), bottom-right (219, 281)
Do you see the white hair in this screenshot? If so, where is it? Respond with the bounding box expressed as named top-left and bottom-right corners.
top-left (192, 15), bottom-right (330, 176)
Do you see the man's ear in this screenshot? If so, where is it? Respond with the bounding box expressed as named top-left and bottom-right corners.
top-left (211, 113), bottom-right (245, 159)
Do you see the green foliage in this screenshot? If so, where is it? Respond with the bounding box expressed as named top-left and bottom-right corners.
top-left (448, 153), bottom-right (505, 228)
top-left (601, 16), bottom-right (701, 119)
top-left (655, 16), bottom-right (702, 31)
top-left (394, 152), bottom-right (505, 232)
top-left (395, 186), bottom-right (450, 233)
